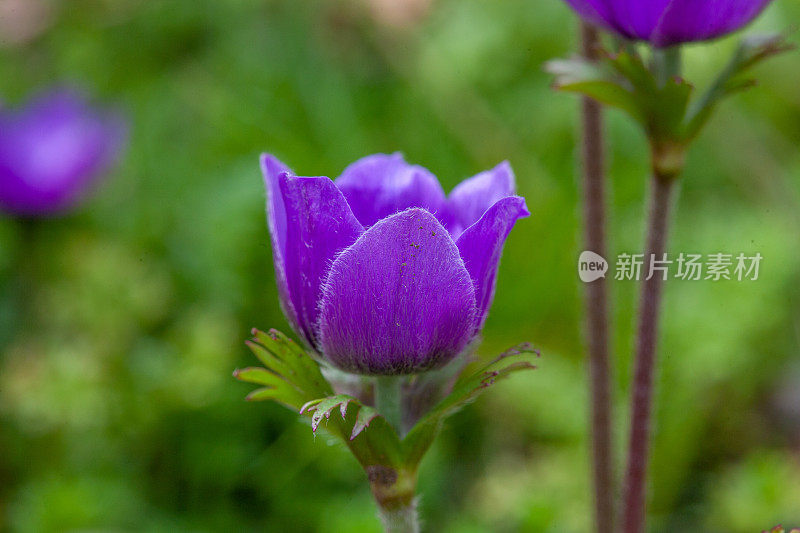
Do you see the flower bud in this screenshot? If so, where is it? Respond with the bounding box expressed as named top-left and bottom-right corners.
top-left (260, 153), bottom-right (528, 375)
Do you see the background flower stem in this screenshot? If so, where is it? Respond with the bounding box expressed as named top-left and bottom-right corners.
top-left (621, 173), bottom-right (677, 533)
top-left (579, 21), bottom-right (615, 533)
top-left (375, 375), bottom-right (403, 435)
top-left (621, 46), bottom-right (683, 533)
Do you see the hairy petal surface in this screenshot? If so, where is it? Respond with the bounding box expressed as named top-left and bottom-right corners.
top-left (335, 153), bottom-right (446, 227)
top-left (0, 88), bottom-right (125, 215)
top-left (456, 196), bottom-right (530, 332)
top-left (278, 174), bottom-right (364, 347)
top-left (444, 161), bottom-right (516, 239)
top-left (318, 208), bottom-right (476, 375)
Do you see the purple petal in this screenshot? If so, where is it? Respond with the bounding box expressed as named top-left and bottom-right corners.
top-left (260, 153), bottom-right (300, 336)
top-left (456, 196), bottom-right (529, 332)
top-left (318, 208), bottom-right (476, 375)
top-left (334, 153), bottom-right (446, 227)
top-left (275, 173), bottom-right (364, 349)
top-left (608, 0), bottom-right (671, 40)
top-left (444, 161), bottom-right (516, 239)
top-left (0, 88), bottom-right (126, 216)
top-left (562, 0), bottom-right (660, 39)
top-left (561, 0), bottom-right (631, 38)
top-left (651, 0), bottom-right (773, 47)
top-left (562, 0), bottom-right (772, 46)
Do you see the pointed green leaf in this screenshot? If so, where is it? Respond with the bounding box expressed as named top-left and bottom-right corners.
top-left (236, 330), bottom-right (404, 470)
top-left (401, 344), bottom-right (539, 467)
top-left (237, 331), bottom-right (538, 475)
top-left (306, 395), bottom-right (351, 432)
top-left (649, 76), bottom-right (693, 139)
top-left (608, 50), bottom-right (656, 94)
top-left (352, 405), bottom-right (379, 441)
top-left (685, 33), bottom-right (793, 139)
top-left (233, 366), bottom-right (296, 389)
top-left (545, 56), bottom-right (645, 123)
top-left (244, 386), bottom-right (305, 408)
top-left (247, 329), bottom-right (333, 396)
top-left (300, 393), bottom-right (404, 469)
top-left (548, 37), bottom-right (791, 147)
top-left (233, 364), bottom-right (308, 408)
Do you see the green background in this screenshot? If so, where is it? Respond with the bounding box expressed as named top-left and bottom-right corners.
top-left (1, 1), bottom-right (799, 531)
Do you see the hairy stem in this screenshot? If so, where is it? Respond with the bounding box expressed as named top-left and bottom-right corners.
top-left (579, 22), bottom-right (615, 533)
top-left (369, 466), bottom-right (419, 533)
top-left (377, 499), bottom-right (419, 533)
top-left (621, 173), bottom-right (678, 533)
top-left (375, 376), bottom-right (403, 434)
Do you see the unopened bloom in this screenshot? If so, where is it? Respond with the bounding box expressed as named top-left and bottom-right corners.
top-left (562, 0), bottom-right (773, 47)
top-left (261, 153), bottom-right (528, 375)
top-left (0, 88), bottom-right (125, 216)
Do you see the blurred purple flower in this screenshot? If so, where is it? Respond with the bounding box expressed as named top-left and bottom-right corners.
top-left (261, 153), bottom-right (529, 375)
top-left (562, 0), bottom-right (773, 47)
top-left (0, 88), bottom-right (125, 216)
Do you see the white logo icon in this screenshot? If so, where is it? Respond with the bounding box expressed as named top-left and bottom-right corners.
top-left (578, 251), bottom-right (608, 282)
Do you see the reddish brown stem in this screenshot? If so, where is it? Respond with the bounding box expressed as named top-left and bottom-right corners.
top-left (579, 22), bottom-right (615, 533)
top-left (621, 173), bottom-right (677, 533)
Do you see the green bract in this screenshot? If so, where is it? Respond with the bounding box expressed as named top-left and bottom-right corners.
top-left (546, 34), bottom-right (792, 179)
top-left (234, 329), bottom-right (537, 513)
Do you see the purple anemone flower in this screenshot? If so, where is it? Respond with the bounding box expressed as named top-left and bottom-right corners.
top-left (0, 88), bottom-right (125, 216)
top-left (562, 0), bottom-right (773, 47)
top-left (261, 153), bottom-right (529, 375)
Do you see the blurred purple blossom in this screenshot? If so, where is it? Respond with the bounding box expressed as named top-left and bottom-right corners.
top-left (261, 153), bottom-right (529, 375)
top-left (562, 0), bottom-right (773, 47)
top-left (0, 88), bottom-right (126, 216)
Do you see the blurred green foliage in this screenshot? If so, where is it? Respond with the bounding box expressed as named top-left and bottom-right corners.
top-left (1, 0), bottom-right (799, 531)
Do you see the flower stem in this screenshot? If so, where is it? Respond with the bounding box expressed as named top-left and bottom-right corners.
top-left (621, 172), bottom-right (678, 533)
top-left (579, 22), bottom-right (615, 533)
top-left (652, 46), bottom-right (682, 87)
top-left (377, 500), bottom-right (419, 533)
top-left (375, 375), bottom-right (403, 434)
top-left (621, 46), bottom-right (683, 533)
top-left (369, 466), bottom-right (419, 533)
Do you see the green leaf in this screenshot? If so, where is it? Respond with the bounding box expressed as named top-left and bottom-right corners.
top-left (244, 387), bottom-right (302, 405)
top-left (234, 329), bottom-right (332, 410)
top-left (649, 76), bottom-right (693, 139)
top-left (300, 393), bottom-right (405, 468)
top-left (547, 35), bottom-right (792, 149)
top-left (248, 329), bottom-right (332, 397)
top-left (545, 56), bottom-right (645, 123)
top-left (236, 330), bottom-right (539, 474)
top-left (608, 49), bottom-right (656, 94)
top-left (605, 50), bottom-right (692, 140)
top-left (737, 33), bottom-right (794, 72)
top-left (300, 394), bottom-right (379, 440)
top-left (401, 343), bottom-right (539, 466)
top-left (685, 33), bottom-right (794, 140)
top-left (235, 329), bottom-right (404, 470)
